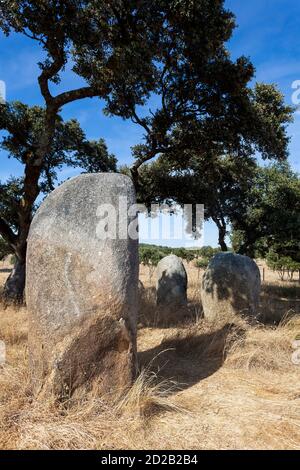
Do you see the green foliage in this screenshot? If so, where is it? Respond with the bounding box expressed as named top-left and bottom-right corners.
top-left (194, 258), bottom-right (210, 270)
top-left (266, 250), bottom-right (300, 281)
top-left (193, 247), bottom-right (221, 271)
top-left (0, 177), bottom-right (24, 233)
top-left (139, 246), bottom-right (164, 268)
top-left (139, 244), bottom-right (220, 270)
top-left (139, 244), bottom-right (166, 281)
top-left (139, 244), bottom-right (205, 264)
top-left (197, 246), bottom-right (219, 260)
top-left (231, 164), bottom-right (300, 260)
top-left (0, 102), bottom-right (116, 193)
top-left (248, 83), bottom-right (293, 161)
top-left (176, 249), bottom-right (195, 264)
top-left (74, 139), bottom-right (117, 175)
top-left (231, 230), bottom-right (246, 254)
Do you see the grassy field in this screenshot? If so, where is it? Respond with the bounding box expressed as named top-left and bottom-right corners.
top-left (0, 260), bottom-right (300, 449)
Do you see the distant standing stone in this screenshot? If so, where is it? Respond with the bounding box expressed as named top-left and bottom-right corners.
top-left (138, 280), bottom-right (145, 293)
top-left (26, 173), bottom-right (139, 399)
top-left (201, 252), bottom-right (261, 320)
top-left (156, 254), bottom-right (187, 307)
top-left (138, 280), bottom-right (145, 305)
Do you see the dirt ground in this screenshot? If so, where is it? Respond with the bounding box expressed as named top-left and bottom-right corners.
top-left (0, 259), bottom-right (300, 450)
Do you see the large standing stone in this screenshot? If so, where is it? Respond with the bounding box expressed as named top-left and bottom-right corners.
top-left (26, 173), bottom-right (139, 399)
top-left (201, 252), bottom-right (261, 320)
top-left (156, 255), bottom-right (187, 307)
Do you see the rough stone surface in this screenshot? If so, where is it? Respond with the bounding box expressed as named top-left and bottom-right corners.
top-left (26, 173), bottom-right (139, 399)
top-left (201, 252), bottom-right (261, 320)
top-left (156, 255), bottom-right (187, 307)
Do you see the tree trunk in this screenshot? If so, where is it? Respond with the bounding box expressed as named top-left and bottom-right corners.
top-left (3, 255), bottom-right (26, 303)
top-left (218, 227), bottom-right (228, 252)
top-left (212, 216), bottom-right (228, 252)
top-left (3, 239), bottom-right (27, 303)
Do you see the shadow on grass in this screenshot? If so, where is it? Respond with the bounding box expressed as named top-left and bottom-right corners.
top-left (259, 283), bottom-right (300, 324)
top-left (261, 283), bottom-right (300, 300)
top-left (138, 323), bottom-right (246, 395)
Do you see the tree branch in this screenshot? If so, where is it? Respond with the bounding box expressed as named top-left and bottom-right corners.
top-left (54, 86), bottom-right (98, 108)
top-left (23, 30), bottom-right (46, 46)
top-left (38, 40), bottom-right (65, 105)
top-left (38, 71), bottom-right (54, 104)
top-left (131, 109), bottom-right (151, 136)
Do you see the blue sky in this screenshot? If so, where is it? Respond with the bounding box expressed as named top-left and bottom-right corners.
top-left (0, 0), bottom-right (299, 247)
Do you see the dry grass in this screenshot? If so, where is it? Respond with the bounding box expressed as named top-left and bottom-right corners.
top-left (0, 262), bottom-right (300, 449)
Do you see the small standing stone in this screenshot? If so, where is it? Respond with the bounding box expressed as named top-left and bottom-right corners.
top-left (138, 280), bottom-right (145, 293)
top-left (156, 254), bottom-right (187, 307)
top-left (201, 252), bottom-right (261, 320)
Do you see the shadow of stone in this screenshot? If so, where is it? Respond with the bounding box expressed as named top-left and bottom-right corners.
top-left (201, 255), bottom-right (261, 319)
top-left (203, 270), bottom-right (257, 316)
top-left (0, 268), bottom-right (12, 273)
top-left (259, 284), bottom-right (300, 325)
top-left (261, 283), bottom-right (300, 300)
top-left (258, 304), bottom-right (297, 325)
top-left (138, 323), bottom-right (246, 395)
top-left (157, 269), bottom-right (187, 306)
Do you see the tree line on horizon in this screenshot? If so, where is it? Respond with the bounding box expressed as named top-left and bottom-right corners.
top-left (139, 240), bottom-right (300, 283)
